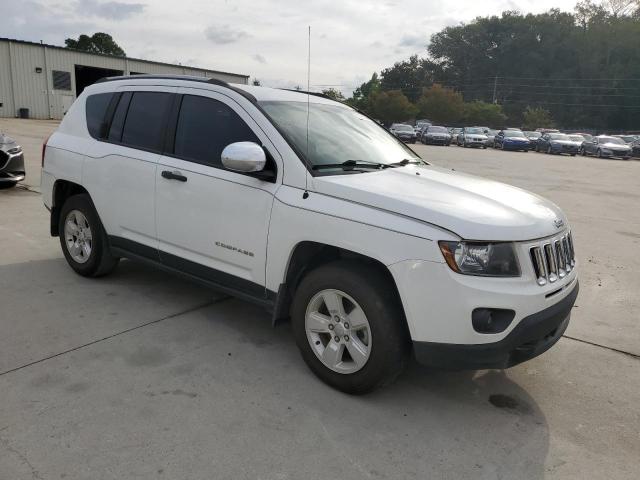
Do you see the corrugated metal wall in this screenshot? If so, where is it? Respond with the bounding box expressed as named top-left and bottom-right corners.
top-left (0, 39), bottom-right (249, 120)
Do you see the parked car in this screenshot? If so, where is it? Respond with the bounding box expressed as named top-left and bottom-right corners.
top-left (41, 75), bottom-right (579, 393)
top-left (631, 138), bottom-right (640, 158)
top-left (421, 125), bottom-right (451, 145)
top-left (449, 127), bottom-right (462, 141)
top-left (612, 134), bottom-right (638, 145)
top-left (523, 131), bottom-right (542, 149)
top-left (581, 135), bottom-right (632, 159)
top-left (484, 129), bottom-right (499, 147)
top-left (390, 123), bottom-right (417, 143)
top-left (456, 127), bottom-right (488, 148)
top-left (535, 133), bottom-right (580, 156)
top-left (573, 132), bottom-right (593, 142)
top-left (0, 132), bottom-right (25, 189)
top-left (416, 124), bottom-right (430, 140)
top-left (415, 119), bottom-right (432, 129)
top-left (493, 130), bottom-right (530, 151)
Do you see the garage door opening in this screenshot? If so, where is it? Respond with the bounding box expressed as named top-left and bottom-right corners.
top-left (74, 65), bottom-right (123, 96)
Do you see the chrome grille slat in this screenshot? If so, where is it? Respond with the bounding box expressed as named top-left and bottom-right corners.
top-left (529, 232), bottom-right (575, 286)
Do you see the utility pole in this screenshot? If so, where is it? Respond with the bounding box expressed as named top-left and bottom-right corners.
top-left (492, 75), bottom-right (498, 104)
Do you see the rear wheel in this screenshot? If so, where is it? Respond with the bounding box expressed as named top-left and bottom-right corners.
top-left (291, 261), bottom-right (409, 394)
top-left (59, 194), bottom-right (119, 277)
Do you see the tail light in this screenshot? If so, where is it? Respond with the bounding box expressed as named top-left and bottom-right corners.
top-left (42, 133), bottom-right (52, 168)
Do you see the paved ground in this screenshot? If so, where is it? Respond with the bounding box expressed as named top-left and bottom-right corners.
top-left (1, 119), bottom-right (639, 479)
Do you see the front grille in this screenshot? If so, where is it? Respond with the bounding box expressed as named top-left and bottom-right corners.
top-left (530, 232), bottom-right (575, 286)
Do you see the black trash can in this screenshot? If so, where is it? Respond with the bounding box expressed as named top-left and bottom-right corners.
top-left (18, 108), bottom-right (29, 119)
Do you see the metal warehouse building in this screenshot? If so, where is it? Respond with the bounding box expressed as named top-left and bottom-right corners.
top-left (0, 38), bottom-right (249, 120)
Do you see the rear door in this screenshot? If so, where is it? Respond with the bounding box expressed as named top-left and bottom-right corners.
top-left (155, 88), bottom-right (281, 300)
top-left (83, 86), bottom-right (176, 254)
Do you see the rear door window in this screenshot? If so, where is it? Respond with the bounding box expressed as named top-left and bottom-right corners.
top-left (120, 92), bottom-right (173, 152)
top-left (173, 95), bottom-right (259, 167)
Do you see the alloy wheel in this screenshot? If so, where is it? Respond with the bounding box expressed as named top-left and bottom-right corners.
top-left (64, 210), bottom-right (92, 264)
top-left (305, 289), bottom-right (372, 374)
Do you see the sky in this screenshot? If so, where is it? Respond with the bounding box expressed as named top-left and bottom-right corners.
top-left (4, 0), bottom-right (582, 96)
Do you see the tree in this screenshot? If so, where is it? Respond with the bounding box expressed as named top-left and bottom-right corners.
top-left (415, 84), bottom-right (464, 124)
top-left (522, 106), bottom-right (555, 130)
top-left (369, 90), bottom-right (418, 125)
top-left (463, 101), bottom-right (507, 127)
top-left (321, 88), bottom-right (345, 101)
top-left (347, 73), bottom-right (381, 113)
top-left (380, 55), bottom-right (431, 102)
top-left (65, 33), bottom-right (126, 56)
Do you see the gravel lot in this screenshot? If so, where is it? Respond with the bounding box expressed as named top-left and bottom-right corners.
top-left (1, 119), bottom-right (639, 479)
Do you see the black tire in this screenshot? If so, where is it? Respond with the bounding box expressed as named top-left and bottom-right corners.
top-left (0, 181), bottom-right (18, 189)
top-left (291, 261), bottom-right (409, 394)
top-left (59, 194), bottom-right (119, 277)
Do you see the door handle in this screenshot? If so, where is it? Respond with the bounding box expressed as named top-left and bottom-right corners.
top-left (161, 170), bottom-right (187, 182)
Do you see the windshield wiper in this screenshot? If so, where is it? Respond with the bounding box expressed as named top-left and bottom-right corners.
top-left (312, 160), bottom-right (387, 171)
top-left (386, 159), bottom-right (423, 167)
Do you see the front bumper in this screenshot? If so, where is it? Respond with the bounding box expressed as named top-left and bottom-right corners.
top-left (502, 142), bottom-right (529, 151)
top-left (551, 145), bottom-right (579, 155)
top-left (424, 136), bottom-right (450, 145)
top-left (413, 282), bottom-right (578, 369)
top-left (0, 151), bottom-right (25, 182)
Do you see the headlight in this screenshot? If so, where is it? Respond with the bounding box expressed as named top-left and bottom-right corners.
top-left (439, 241), bottom-right (520, 277)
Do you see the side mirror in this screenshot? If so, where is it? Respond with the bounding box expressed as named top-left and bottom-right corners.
top-left (221, 142), bottom-right (266, 173)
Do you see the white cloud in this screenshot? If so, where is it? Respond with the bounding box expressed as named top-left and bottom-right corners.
top-left (204, 24), bottom-right (250, 44)
top-left (2, 0), bottom-right (581, 96)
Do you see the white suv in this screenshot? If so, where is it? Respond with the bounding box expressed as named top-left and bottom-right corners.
top-left (41, 75), bottom-right (579, 393)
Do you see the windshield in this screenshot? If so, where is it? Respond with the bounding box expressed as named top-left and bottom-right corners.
top-left (486, 129), bottom-right (498, 136)
top-left (569, 135), bottom-right (584, 142)
top-left (549, 134), bottom-right (570, 140)
top-left (260, 101), bottom-right (420, 169)
top-left (504, 130), bottom-right (526, 138)
top-left (524, 131), bottom-right (541, 138)
top-left (394, 124), bottom-right (413, 132)
top-left (600, 136), bottom-right (624, 145)
top-left (428, 126), bottom-right (448, 133)
top-left (466, 127), bottom-right (484, 134)
top-left (618, 136), bottom-right (635, 142)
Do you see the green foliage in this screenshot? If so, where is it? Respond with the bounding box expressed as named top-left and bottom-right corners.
top-left (65, 33), bottom-right (126, 56)
top-left (380, 56), bottom-right (431, 102)
top-left (522, 106), bottom-right (555, 130)
top-left (347, 73), bottom-right (381, 113)
top-left (463, 101), bottom-right (507, 127)
top-left (415, 84), bottom-right (464, 124)
top-left (321, 88), bottom-right (345, 101)
top-left (369, 90), bottom-right (418, 125)
top-left (347, 4), bottom-right (640, 129)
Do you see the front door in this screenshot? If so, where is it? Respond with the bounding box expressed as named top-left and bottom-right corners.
top-left (155, 88), bottom-right (281, 300)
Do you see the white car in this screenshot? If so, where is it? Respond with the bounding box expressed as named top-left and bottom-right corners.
top-left (41, 75), bottom-right (579, 393)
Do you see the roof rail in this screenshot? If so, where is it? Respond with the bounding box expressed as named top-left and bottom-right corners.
top-left (95, 74), bottom-right (257, 103)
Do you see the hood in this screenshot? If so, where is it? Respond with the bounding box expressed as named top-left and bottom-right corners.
top-left (504, 136), bottom-right (528, 142)
top-left (601, 142), bottom-right (630, 150)
top-left (313, 164), bottom-right (567, 241)
top-left (550, 140), bottom-right (578, 146)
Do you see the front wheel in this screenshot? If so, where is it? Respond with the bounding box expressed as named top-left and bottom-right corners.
top-left (0, 181), bottom-right (18, 189)
top-left (291, 261), bottom-right (409, 394)
top-left (59, 194), bottom-right (119, 277)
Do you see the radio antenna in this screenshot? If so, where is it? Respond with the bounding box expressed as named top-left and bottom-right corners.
top-left (303, 25), bottom-right (311, 199)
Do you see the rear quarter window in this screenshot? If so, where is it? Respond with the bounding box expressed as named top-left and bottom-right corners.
top-left (86, 93), bottom-right (114, 139)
